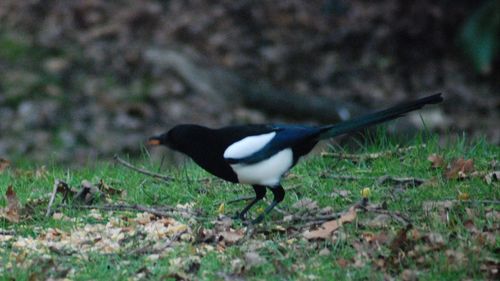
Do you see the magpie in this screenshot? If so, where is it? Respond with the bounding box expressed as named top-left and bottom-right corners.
top-left (148, 93), bottom-right (443, 223)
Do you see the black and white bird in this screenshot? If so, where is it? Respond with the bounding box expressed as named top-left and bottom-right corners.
top-left (148, 93), bottom-right (443, 223)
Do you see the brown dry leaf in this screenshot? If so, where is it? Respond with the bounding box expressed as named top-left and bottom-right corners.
top-left (52, 212), bottom-right (71, 221)
top-left (424, 232), bottom-right (446, 247)
top-left (303, 206), bottom-right (357, 240)
top-left (485, 210), bottom-right (500, 221)
top-left (336, 258), bottom-right (350, 268)
top-left (400, 269), bottom-right (418, 281)
top-left (445, 158), bottom-right (475, 179)
top-left (0, 158), bottom-right (11, 173)
top-left (427, 154), bottom-right (445, 168)
top-left (1, 185), bottom-right (21, 223)
top-left (219, 230), bottom-right (244, 244)
top-left (480, 259), bottom-right (500, 279)
top-left (389, 224), bottom-right (412, 254)
top-left (445, 249), bottom-right (467, 266)
top-left (331, 189), bottom-right (351, 198)
top-left (244, 252), bottom-right (265, 268)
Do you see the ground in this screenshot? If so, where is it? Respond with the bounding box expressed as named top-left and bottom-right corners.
top-left (1, 136), bottom-right (498, 280)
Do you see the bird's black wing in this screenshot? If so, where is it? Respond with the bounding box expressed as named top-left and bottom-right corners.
top-left (224, 125), bottom-right (321, 165)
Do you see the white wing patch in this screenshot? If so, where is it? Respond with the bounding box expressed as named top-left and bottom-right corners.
top-left (230, 148), bottom-right (293, 186)
top-left (223, 132), bottom-right (276, 160)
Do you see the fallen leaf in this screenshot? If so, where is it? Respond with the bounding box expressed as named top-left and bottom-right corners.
top-left (389, 224), bottom-right (412, 254)
top-left (52, 212), bottom-right (70, 221)
top-left (484, 171), bottom-right (499, 185)
top-left (217, 203), bottom-right (225, 215)
top-left (480, 259), bottom-right (499, 279)
top-left (445, 249), bottom-right (467, 265)
top-left (363, 214), bottom-right (392, 228)
top-left (427, 154), bottom-right (445, 168)
top-left (445, 158), bottom-right (474, 179)
top-left (167, 223), bottom-right (188, 235)
top-left (485, 210), bottom-right (500, 221)
top-left (424, 232), bottom-right (446, 247)
top-left (244, 252), bottom-right (265, 268)
top-left (292, 198), bottom-right (318, 210)
top-left (319, 248), bottom-right (330, 256)
top-left (400, 269), bottom-right (418, 281)
top-left (457, 191), bottom-right (470, 200)
top-left (330, 190), bottom-right (350, 198)
top-left (422, 200), bottom-right (455, 212)
top-left (463, 219), bottom-right (477, 232)
top-left (336, 258), bottom-right (349, 268)
top-left (1, 185), bottom-right (21, 223)
top-left (0, 158), bottom-right (10, 173)
top-left (230, 258), bottom-right (245, 274)
top-left (219, 230), bottom-right (244, 244)
top-left (303, 206), bottom-right (357, 240)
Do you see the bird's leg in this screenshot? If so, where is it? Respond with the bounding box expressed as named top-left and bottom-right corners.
top-left (251, 185), bottom-right (285, 224)
top-left (233, 185), bottom-right (266, 220)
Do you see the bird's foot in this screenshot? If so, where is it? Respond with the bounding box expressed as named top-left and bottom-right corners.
top-left (232, 212), bottom-right (247, 221)
top-left (250, 214), bottom-right (265, 225)
top-left (235, 214), bottom-right (264, 226)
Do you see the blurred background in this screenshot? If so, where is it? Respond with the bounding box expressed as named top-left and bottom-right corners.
top-left (0, 0), bottom-right (498, 165)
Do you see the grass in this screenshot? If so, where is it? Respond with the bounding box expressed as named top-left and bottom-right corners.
top-left (0, 134), bottom-right (499, 280)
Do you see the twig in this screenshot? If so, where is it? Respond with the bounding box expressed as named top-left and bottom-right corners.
top-left (325, 174), bottom-right (427, 186)
top-left (288, 198), bottom-right (368, 228)
top-left (360, 207), bottom-right (412, 225)
top-left (46, 180), bottom-right (61, 217)
top-left (447, 199), bottom-right (500, 205)
top-left (324, 175), bottom-right (370, 180)
top-left (321, 144), bottom-right (426, 161)
top-left (113, 155), bottom-right (173, 182)
top-left (376, 175), bottom-right (427, 186)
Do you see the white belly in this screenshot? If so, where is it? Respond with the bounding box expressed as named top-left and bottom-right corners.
top-left (229, 148), bottom-right (293, 186)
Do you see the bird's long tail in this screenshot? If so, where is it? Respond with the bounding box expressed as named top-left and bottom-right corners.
top-left (318, 93), bottom-right (443, 139)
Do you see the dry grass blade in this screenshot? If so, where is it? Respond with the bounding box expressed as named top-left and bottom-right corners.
top-left (325, 174), bottom-right (427, 187)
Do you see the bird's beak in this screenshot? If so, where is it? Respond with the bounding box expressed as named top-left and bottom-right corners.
top-left (147, 137), bottom-right (161, 146)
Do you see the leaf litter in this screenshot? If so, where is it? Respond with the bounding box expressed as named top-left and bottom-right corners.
top-left (1, 150), bottom-right (499, 280)
top-left (0, 186), bottom-right (21, 223)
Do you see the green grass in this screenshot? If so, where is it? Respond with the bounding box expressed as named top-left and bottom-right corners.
top-left (1, 135), bottom-right (499, 280)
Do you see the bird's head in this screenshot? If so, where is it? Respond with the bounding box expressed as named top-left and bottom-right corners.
top-left (147, 132), bottom-right (173, 148)
top-left (148, 124), bottom-right (209, 152)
